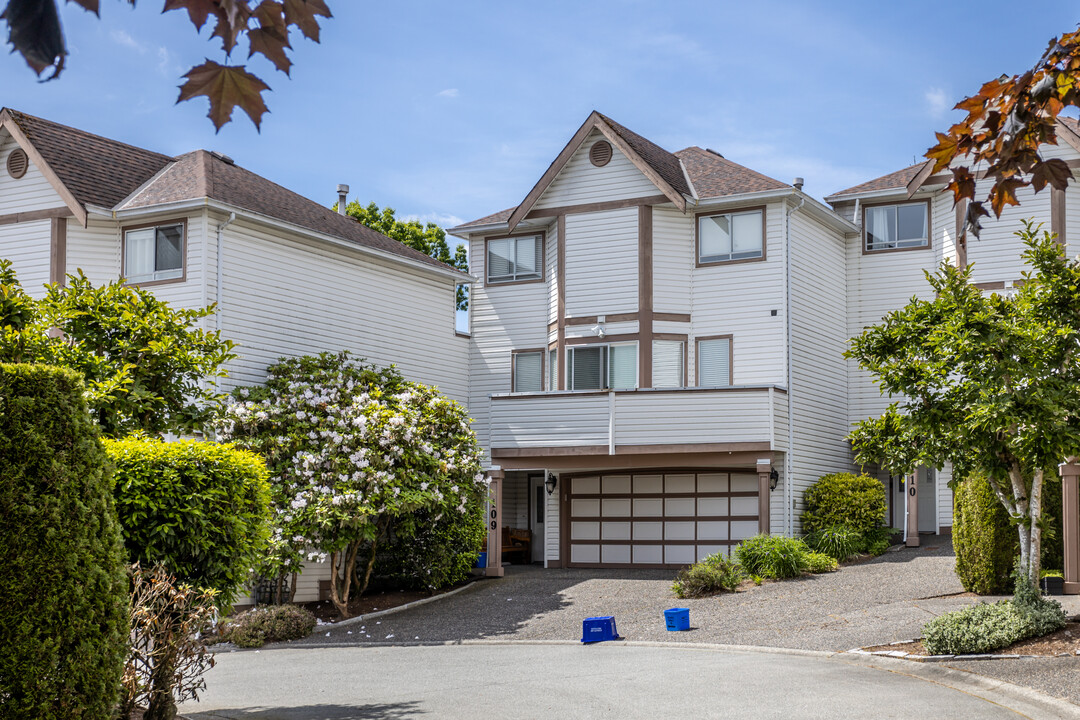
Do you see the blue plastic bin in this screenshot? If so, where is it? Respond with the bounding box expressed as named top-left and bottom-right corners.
top-left (664, 608), bottom-right (690, 631)
top-left (581, 616), bottom-right (620, 643)
top-left (474, 551), bottom-right (487, 569)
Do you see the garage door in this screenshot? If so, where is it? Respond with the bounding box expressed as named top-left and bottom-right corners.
top-left (566, 471), bottom-right (760, 568)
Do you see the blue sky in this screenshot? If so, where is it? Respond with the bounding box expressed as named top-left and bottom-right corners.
top-left (4, 1), bottom-right (1079, 232)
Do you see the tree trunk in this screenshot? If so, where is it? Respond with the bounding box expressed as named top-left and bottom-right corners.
top-left (144, 636), bottom-right (178, 720)
top-left (329, 543), bottom-right (361, 619)
top-left (358, 536), bottom-right (379, 598)
top-left (289, 570), bottom-right (298, 603)
top-left (1027, 468), bottom-right (1045, 587)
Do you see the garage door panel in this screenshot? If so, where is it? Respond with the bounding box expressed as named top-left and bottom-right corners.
top-left (731, 520), bottom-right (759, 540)
top-left (633, 498), bottom-right (663, 516)
top-left (633, 545), bottom-right (663, 564)
top-left (698, 473), bottom-right (729, 493)
top-left (730, 473), bottom-right (758, 492)
top-left (664, 521), bottom-right (695, 540)
top-left (697, 521), bottom-right (728, 540)
top-left (602, 498), bottom-right (631, 517)
top-left (665, 545), bottom-right (695, 565)
top-left (633, 521), bottom-right (663, 540)
top-left (665, 498), bottom-right (695, 516)
top-left (664, 474), bottom-right (695, 493)
top-left (572, 499), bottom-right (600, 517)
top-left (571, 521), bottom-right (599, 540)
top-left (633, 474), bottom-right (663, 493)
top-left (698, 544), bottom-right (726, 561)
top-left (698, 497), bottom-right (728, 516)
top-left (601, 545), bottom-right (631, 564)
top-left (601, 522), bottom-right (631, 540)
top-left (602, 475), bottom-right (631, 494)
top-left (571, 544), bottom-right (600, 563)
top-left (574, 476), bottom-right (601, 494)
top-left (731, 497), bottom-right (758, 515)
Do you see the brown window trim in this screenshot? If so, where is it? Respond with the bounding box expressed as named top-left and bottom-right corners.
top-left (483, 230), bottom-right (547, 287)
top-left (694, 205), bottom-right (767, 268)
top-left (510, 348), bottom-right (546, 393)
top-left (695, 334), bottom-right (734, 387)
top-left (121, 217), bottom-right (188, 287)
top-left (861, 199), bottom-right (932, 255)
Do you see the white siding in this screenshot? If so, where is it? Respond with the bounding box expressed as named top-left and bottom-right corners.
top-left (0, 219), bottom-right (51, 297)
top-left (66, 216), bottom-right (119, 285)
top-left (967, 183), bottom-right (1048, 285)
top-left (546, 477), bottom-right (561, 564)
top-left (0, 133), bottom-right (66, 214)
top-left (652, 206), bottom-right (692, 314)
top-left (123, 212), bottom-right (209, 313)
top-left (216, 216), bottom-right (468, 402)
top-left (1066, 178), bottom-right (1080, 259)
top-left (534, 129), bottom-right (660, 209)
top-left (564, 208), bottom-right (638, 317)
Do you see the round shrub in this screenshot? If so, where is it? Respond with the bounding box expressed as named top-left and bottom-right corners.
top-left (804, 552), bottom-right (839, 573)
top-left (804, 525), bottom-right (862, 562)
top-left (953, 473), bottom-right (1019, 595)
top-left (735, 534), bottom-right (811, 579)
top-left (220, 605), bottom-right (317, 648)
top-left (672, 553), bottom-right (745, 598)
top-left (377, 504), bottom-right (487, 592)
top-left (801, 473), bottom-right (886, 536)
top-left (107, 436), bottom-right (271, 607)
top-left (0, 364), bottom-right (128, 718)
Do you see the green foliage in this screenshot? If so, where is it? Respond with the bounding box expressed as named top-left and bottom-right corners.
top-left (344, 201), bottom-right (469, 310)
top-left (804, 552), bottom-right (839, 573)
top-left (802, 473), bottom-right (887, 537)
top-left (672, 553), bottom-right (745, 598)
top-left (0, 263), bottom-right (236, 437)
top-left (377, 505), bottom-right (487, 592)
top-left (804, 525), bottom-right (862, 562)
top-left (860, 525), bottom-right (895, 556)
top-left (735, 534), bottom-right (811, 579)
top-left (0, 364), bottom-right (128, 718)
top-left (953, 473), bottom-right (1020, 595)
top-left (923, 588), bottom-right (1066, 656)
top-left (220, 604), bottom-right (317, 648)
top-left (106, 436), bottom-right (271, 608)
top-left (1041, 474), bottom-right (1064, 572)
top-left (217, 351), bottom-right (489, 617)
top-left (1013, 569), bottom-right (1068, 636)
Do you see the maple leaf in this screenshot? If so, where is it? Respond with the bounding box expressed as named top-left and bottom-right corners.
top-left (989, 177), bottom-right (1026, 218)
top-left (249, 0), bottom-right (292, 74)
top-left (162, 0), bottom-right (219, 30)
top-left (282, 0), bottom-right (331, 42)
top-left (925, 132), bottom-right (959, 173)
top-left (965, 200), bottom-right (990, 240)
top-left (1031, 158), bottom-right (1072, 193)
top-left (177, 60), bottom-right (270, 132)
top-left (209, 0), bottom-right (252, 54)
top-left (946, 167), bottom-right (976, 202)
top-left (66, 0), bottom-right (100, 15)
top-left (2, 0), bottom-right (66, 77)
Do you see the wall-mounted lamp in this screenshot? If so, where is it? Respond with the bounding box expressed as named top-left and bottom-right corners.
top-left (591, 323), bottom-right (606, 339)
top-left (545, 472), bottom-right (558, 495)
top-left (769, 468), bottom-right (779, 491)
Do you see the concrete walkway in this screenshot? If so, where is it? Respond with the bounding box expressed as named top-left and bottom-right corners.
top-left (182, 644), bottom-right (1079, 719)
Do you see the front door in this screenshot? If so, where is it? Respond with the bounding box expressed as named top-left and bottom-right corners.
top-left (917, 467), bottom-right (937, 533)
top-left (529, 474), bottom-right (546, 563)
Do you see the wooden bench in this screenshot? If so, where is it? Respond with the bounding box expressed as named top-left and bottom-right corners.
top-left (501, 526), bottom-right (531, 564)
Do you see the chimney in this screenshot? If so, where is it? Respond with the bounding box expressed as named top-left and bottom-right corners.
top-left (336, 184), bottom-right (349, 215)
top-left (793, 177), bottom-right (804, 191)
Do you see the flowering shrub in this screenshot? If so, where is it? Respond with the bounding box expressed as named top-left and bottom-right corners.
top-left (217, 352), bottom-right (488, 618)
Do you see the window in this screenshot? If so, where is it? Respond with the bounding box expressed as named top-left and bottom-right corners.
top-left (512, 351), bottom-right (543, 393)
top-left (548, 348), bottom-right (557, 390)
top-left (653, 340), bottom-right (685, 388)
top-left (697, 337), bottom-right (732, 387)
top-left (124, 223), bottom-right (184, 283)
top-left (567, 343), bottom-right (637, 390)
top-left (487, 234), bottom-right (543, 283)
top-left (864, 202), bottom-right (928, 252)
top-left (698, 208), bottom-right (764, 264)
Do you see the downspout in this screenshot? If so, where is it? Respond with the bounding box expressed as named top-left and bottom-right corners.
top-left (216, 212), bottom-right (236, 332)
top-left (784, 194), bottom-right (805, 536)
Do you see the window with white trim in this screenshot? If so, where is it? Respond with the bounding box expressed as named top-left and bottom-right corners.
top-left (567, 342), bottom-right (637, 390)
top-left (864, 202), bottom-right (928, 252)
top-left (698, 209), bottom-right (764, 264)
top-left (124, 223), bottom-right (184, 283)
top-left (487, 234), bottom-right (543, 283)
top-left (652, 340), bottom-right (684, 388)
top-left (697, 337), bottom-right (732, 387)
top-left (513, 351), bottom-right (543, 393)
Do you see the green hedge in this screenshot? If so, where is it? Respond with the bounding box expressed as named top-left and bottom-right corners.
top-left (376, 503), bottom-right (487, 592)
top-left (107, 436), bottom-right (271, 607)
top-left (953, 473), bottom-right (1020, 595)
top-left (0, 364), bottom-right (128, 718)
top-left (801, 473), bottom-right (887, 536)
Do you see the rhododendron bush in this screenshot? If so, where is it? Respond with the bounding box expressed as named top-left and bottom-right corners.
top-left (217, 352), bottom-right (488, 618)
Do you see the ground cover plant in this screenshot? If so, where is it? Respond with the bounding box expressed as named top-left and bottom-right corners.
top-left (804, 525), bottom-right (863, 562)
top-left (218, 351), bottom-right (489, 618)
top-left (219, 604), bottom-right (317, 648)
top-left (734, 535), bottom-right (812, 580)
top-left (672, 552), bottom-right (745, 598)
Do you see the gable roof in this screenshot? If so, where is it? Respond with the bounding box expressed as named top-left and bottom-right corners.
top-left (824, 163), bottom-right (926, 202)
top-left (0, 108), bottom-right (464, 278)
top-left (597, 113), bottom-right (693, 198)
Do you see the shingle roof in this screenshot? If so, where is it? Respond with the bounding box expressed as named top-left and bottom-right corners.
top-left (675, 146), bottom-right (788, 198)
top-left (596, 113), bottom-right (692, 197)
top-left (5, 109), bottom-right (173, 209)
top-left (825, 163), bottom-right (927, 201)
top-left (1, 109), bottom-right (463, 276)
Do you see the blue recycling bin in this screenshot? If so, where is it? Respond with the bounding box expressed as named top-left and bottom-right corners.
top-left (474, 551), bottom-right (487, 569)
top-left (581, 616), bottom-right (620, 643)
top-left (664, 608), bottom-right (690, 631)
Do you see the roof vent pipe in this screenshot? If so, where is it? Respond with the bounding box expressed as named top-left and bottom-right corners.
top-left (337, 184), bottom-right (349, 215)
top-left (793, 177), bottom-right (804, 191)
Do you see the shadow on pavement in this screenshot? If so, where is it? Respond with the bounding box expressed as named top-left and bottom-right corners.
top-left (186, 700), bottom-right (425, 719)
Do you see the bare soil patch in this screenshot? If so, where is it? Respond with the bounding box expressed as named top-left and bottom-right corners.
top-left (864, 622), bottom-right (1080, 657)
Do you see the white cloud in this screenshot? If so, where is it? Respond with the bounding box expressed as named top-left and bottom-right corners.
top-left (925, 87), bottom-right (949, 118)
top-left (110, 29), bottom-right (144, 53)
top-left (436, 88), bottom-right (459, 99)
top-left (402, 212), bottom-right (466, 228)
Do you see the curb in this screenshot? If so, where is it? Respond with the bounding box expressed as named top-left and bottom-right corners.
top-left (848, 637), bottom-right (1080, 663)
top-left (315, 578), bottom-right (489, 630)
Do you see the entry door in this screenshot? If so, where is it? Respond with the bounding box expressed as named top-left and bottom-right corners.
top-left (917, 467), bottom-right (936, 533)
top-left (529, 475), bottom-right (545, 563)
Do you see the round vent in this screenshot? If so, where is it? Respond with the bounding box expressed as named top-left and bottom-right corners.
top-left (6, 148), bottom-right (28, 179)
top-left (589, 140), bottom-right (612, 167)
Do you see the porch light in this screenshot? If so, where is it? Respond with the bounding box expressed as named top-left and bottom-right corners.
top-left (545, 473), bottom-right (558, 495)
top-left (769, 468), bottom-right (779, 491)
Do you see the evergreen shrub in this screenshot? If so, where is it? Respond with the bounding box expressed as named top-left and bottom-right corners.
top-left (953, 473), bottom-right (1020, 595)
top-left (801, 472), bottom-right (887, 536)
top-left (735, 534), bottom-right (811, 579)
top-left (672, 553), bottom-right (745, 598)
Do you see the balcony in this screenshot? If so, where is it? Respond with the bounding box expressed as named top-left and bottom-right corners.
top-left (488, 386), bottom-right (788, 457)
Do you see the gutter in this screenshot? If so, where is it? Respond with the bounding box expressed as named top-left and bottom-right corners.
top-left (784, 195), bottom-right (805, 537)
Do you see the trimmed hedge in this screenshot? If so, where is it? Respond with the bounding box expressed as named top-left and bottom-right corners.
top-left (953, 473), bottom-right (1020, 595)
top-left (0, 364), bottom-right (128, 718)
top-left (802, 473), bottom-right (887, 536)
top-left (107, 436), bottom-right (271, 607)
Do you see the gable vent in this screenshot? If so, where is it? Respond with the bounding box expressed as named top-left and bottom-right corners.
top-left (6, 148), bottom-right (28, 179)
top-left (589, 140), bottom-right (612, 167)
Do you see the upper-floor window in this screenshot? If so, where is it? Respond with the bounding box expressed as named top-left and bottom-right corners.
top-left (697, 208), bottom-right (764, 265)
top-left (124, 222), bottom-right (184, 284)
top-left (548, 348), bottom-right (557, 391)
top-left (864, 202), bottom-right (929, 252)
top-left (487, 234), bottom-right (543, 284)
top-left (697, 336), bottom-right (732, 387)
top-left (652, 340), bottom-right (685, 388)
top-left (568, 342), bottom-right (637, 390)
top-left (512, 350), bottom-right (543, 392)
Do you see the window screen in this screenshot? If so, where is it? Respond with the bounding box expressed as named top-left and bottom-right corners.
top-left (608, 343), bottom-right (637, 389)
top-left (698, 338), bottom-right (731, 387)
top-left (653, 340), bottom-right (684, 388)
top-left (865, 203), bottom-right (928, 251)
top-left (513, 351), bottom-right (543, 392)
top-left (124, 224), bottom-right (184, 283)
top-left (487, 235), bottom-right (543, 282)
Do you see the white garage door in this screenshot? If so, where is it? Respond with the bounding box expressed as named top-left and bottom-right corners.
top-left (566, 471), bottom-right (760, 568)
